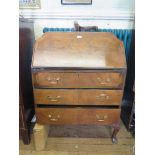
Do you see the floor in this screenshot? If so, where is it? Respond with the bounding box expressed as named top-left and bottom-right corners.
top-left (19, 122), bottom-right (134, 155)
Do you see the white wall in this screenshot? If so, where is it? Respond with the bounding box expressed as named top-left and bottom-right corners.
top-left (19, 0), bottom-right (135, 39)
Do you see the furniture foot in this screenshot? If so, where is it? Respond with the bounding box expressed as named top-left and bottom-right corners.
top-left (33, 123), bottom-right (50, 151)
top-left (111, 123), bottom-right (120, 144)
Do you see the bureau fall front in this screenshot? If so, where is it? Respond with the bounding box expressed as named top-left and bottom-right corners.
top-left (31, 32), bottom-right (127, 143)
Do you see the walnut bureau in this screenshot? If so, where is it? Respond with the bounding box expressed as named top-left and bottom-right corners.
top-left (31, 32), bottom-right (127, 143)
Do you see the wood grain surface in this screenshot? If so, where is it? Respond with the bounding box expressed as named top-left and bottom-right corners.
top-left (78, 90), bottom-right (123, 105)
top-left (33, 71), bottom-right (124, 88)
top-left (36, 108), bottom-right (120, 125)
top-left (34, 89), bottom-right (123, 106)
top-left (34, 89), bottom-right (78, 105)
top-left (32, 32), bottom-right (126, 69)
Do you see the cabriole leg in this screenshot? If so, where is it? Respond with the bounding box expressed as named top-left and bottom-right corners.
top-left (111, 123), bottom-right (120, 144)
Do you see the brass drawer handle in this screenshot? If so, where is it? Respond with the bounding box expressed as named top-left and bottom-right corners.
top-left (96, 114), bottom-right (108, 122)
top-left (97, 77), bottom-right (111, 85)
top-left (45, 77), bottom-right (60, 84)
top-left (47, 95), bottom-right (61, 102)
top-left (96, 93), bottom-right (110, 100)
top-left (48, 114), bottom-right (60, 121)
top-left (50, 118), bottom-right (58, 121)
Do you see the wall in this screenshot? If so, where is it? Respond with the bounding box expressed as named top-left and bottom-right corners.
top-left (19, 0), bottom-right (135, 39)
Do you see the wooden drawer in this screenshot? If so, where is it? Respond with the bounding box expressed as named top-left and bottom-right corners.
top-left (36, 108), bottom-right (120, 125)
top-left (34, 89), bottom-right (78, 105)
top-left (78, 90), bottom-right (123, 105)
top-left (33, 71), bottom-right (124, 88)
top-left (33, 72), bottom-right (78, 88)
top-left (34, 89), bottom-right (123, 105)
top-left (36, 108), bottom-right (77, 124)
top-left (78, 72), bottom-right (123, 88)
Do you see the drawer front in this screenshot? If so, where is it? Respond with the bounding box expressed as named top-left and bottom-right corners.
top-left (33, 71), bottom-right (124, 88)
top-left (36, 108), bottom-right (77, 124)
top-left (34, 89), bottom-right (78, 105)
top-left (33, 72), bottom-right (78, 88)
top-left (78, 72), bottom-right (123, 88)
top-left (34, 89), bottom-right (122, 105)
top-left (77, 109), bottom-right (120, 125)
top-left (78, 90), bottom-right (123, 105)
top-left (36, 108), bottom-right (120, 125)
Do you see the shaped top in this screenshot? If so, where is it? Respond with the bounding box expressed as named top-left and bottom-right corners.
top-left (32, 32), bottom-right (126, 69)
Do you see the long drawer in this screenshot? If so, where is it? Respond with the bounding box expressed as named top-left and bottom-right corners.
top-left (36, 108), bottom-right (120, 125)
top-left (34, 89), bottom-right (123, 105)
top-left (33, 72), bottom-right (124, 88)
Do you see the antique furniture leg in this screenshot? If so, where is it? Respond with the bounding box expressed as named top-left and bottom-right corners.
top-left (33, 123), bottom-right (50, 151)
top-left (111, 123), bottom-right (120, 144)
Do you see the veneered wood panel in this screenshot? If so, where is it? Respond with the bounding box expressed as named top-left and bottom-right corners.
top-left (78, 72), bottom-right (123, 88)
top-left (36, 108), bottom-right (78, 124)
top-left (32, 32), bottom-right (126, 69)
top-left (78, 90), bottom-right (123, 105)
top-left (33, 71), bottom-right (124, 88)
top-left (36, 108), bottom-right (120, 125)
top-left (33, 72), bottom-right (78, 88)
top-left (34, 89), bottom-right (122, 106)
top-left (77, 108), bottom-right (120, 125)
top-left (34, 89), bottom-right (78, 105)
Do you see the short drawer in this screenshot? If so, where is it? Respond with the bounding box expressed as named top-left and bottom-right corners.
top-left (34, 89), bottom-right (78, 105)
top-left (36, 108), bottom-right (120, 125)
top-left (36, 108), bottom-right (77, 124)
top-left (33, 72), bottom-right (78, 88)
top-left (78, 72), bottom-right (123, 88)
top-left (78, 90), bottom-right (123, 105)
top-left (33, 71), bottom-right (124, 88)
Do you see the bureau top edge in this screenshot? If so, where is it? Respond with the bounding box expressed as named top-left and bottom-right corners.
top-left (31, 66), bottom-right (127, 71)
top-left (31, 67), bottom-right (127, 73)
